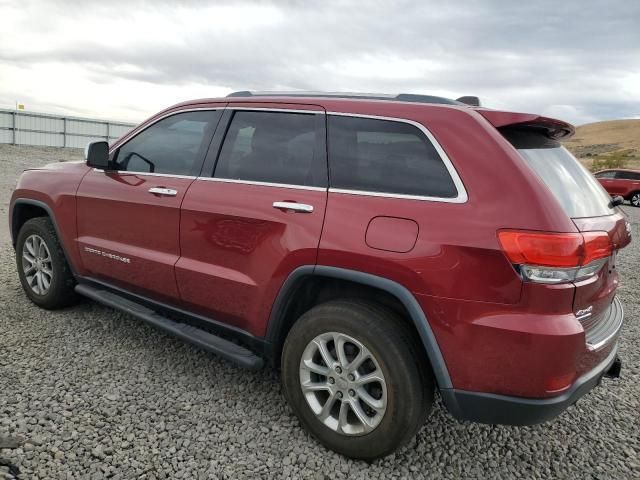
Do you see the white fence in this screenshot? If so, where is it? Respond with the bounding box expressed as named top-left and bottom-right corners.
top-left (0, 108), bottom-right (136, 149)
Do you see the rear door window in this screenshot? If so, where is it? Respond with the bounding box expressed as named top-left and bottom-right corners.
top-left (503, 129), bottom-right (614, 218)
top-left (214, 110), bottom-right (325, 187)
top-left (327, 115), bottom-right (458, 198)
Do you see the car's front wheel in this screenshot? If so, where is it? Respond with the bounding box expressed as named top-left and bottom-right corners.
top-left (631, 192), bottom-right (640, 207)
top-left (15, 217), bottom-right (79, 309)
top-left (281, 300), bottom-right (433, 460)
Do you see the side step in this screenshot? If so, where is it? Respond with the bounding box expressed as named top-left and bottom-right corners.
top-left (75, 284), bottom-right (264, 370)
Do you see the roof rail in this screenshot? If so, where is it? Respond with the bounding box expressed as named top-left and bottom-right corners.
top-left (226, 90), bottom-right (471, 106)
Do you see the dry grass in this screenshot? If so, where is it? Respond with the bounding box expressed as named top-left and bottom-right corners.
top-left (563, 119), bottom-right (640, 171)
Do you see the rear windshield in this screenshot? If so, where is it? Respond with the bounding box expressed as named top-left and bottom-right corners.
top-left (502, 129), bottom-right (615, 218)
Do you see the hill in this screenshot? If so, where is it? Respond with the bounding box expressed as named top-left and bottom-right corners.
top-left (563, 119), bottom-right (640, 171)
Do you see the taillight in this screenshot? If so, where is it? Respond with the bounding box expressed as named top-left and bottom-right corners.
top-left (498, 230), bottom-right (613, 284)
top-left (582, 232), bottom-right (614, 264)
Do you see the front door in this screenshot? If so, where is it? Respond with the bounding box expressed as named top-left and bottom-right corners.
top-left (176, 105), bottom-right (327, 335)
top-left (76, 109), bottom-right (223, 302)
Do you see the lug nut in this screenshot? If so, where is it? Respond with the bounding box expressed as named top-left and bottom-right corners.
top-left (335, 366), bottom-right (342, 374)
top-left (336, 391), bottom-right (343, 399)
top-left (328, 377), bottom-right (335, 384)
top-left (349, 389), bottom-right (355, 397)
top-left (347, 374), bottom-right (354, 381)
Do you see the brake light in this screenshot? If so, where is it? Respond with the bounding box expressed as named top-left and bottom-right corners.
top-left (498, 230), bottom-right (613, 284)
top-left (498, 231), bottom-right (583, 267)
top-left (582, 232), bottom-right (614, 264)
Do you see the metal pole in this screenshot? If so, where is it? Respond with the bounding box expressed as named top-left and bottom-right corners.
top-left (106, 122), bottom-right (110, 142)
top-left (63, 117), bottom-right (67, 148)
top-left (11, 111), bottom-right (16, 145)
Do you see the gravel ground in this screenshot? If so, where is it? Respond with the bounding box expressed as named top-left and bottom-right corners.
top-left (0, 144), bottom-right (639, 479)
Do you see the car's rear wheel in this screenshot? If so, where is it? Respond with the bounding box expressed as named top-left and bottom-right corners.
top-left (631, 192), bottom-right (640, 207)
top-left (281, 300), bottom-right (433, 460)
top-left (15, 217), bottom-right (78, 309)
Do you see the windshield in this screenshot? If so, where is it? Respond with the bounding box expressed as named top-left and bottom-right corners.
top-left (503, 129), bottom-right (615, 218)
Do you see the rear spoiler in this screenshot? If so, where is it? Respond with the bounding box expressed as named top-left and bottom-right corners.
top-left (477, 110), bottom-right (575, 140)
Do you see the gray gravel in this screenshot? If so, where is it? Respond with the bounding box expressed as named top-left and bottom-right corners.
top-left (1, 144), bottom-right (639, 479)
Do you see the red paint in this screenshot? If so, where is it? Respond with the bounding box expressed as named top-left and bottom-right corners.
top-left (76, 170), bottom-right (197, 302)
top-left (176, 180), bottom-right (326, 335)
top-left (365, 216), bottom-right (419, 253)
top-left (9, 95), bottom-right (632, 404)
top-left (595, 169), bottom-right (640, 200)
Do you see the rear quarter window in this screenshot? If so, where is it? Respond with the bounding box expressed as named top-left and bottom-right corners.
top-left (327, 115), bottom-right (458, 198)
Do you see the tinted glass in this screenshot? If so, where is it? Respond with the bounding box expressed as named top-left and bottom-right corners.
top-left (214, 111), bottom-right (323, 186)
top-left (114, 111), bottom-right (220, 175)
top-left (617, 171), bottom-right (640, 180)
top-left (328, 115), bottom-right (457, 198)
top-left (503, 129), bottom-right (614, 218)
top-left (595, 171), bottom-right (615, 179)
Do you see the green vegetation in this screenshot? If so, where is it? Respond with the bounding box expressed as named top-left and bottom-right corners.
top-left (588, 149), bottom-right (635, 172)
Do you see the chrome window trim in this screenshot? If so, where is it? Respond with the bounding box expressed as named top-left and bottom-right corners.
top-left (197, 177), bottom-right (326, 192)
top-left (96, 107), bottom-right (468, 201)
top-left (326, 111), bottom-right (468, 204)
top-left (92, 168), bottom-right (197, 179)
top-left (226, 106), bottom-right (324, 114)
top-left (328, 188), bottom-right (457, 202)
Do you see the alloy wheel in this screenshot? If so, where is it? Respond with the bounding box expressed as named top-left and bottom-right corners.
top-left (22, 234), bottom-right (53, 295)
top-left (299, 331), bottom-right (387, 436)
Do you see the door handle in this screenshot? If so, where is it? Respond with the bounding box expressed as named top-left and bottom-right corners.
top-left (148, 187), bottom-right (178, 196)
top-left (272, 201), bottom-right (314, 213)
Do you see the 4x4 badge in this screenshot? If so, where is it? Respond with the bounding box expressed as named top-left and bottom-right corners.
top-left (576, 306), bottom-right (593, 319)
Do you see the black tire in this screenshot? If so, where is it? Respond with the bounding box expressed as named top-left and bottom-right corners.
top-left (630, 192), bottom-right (640, 208)
top-left (15, 217), bottom-right (78, 309)
top-left (281, 299), bottom-right (433, 460)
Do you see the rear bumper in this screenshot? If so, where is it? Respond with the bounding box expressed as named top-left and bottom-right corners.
top-left (441, 344), bottom-right (620, 426)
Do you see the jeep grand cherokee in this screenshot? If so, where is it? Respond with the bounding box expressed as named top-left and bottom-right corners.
top-left (9, 92), bottom-right (631, 459)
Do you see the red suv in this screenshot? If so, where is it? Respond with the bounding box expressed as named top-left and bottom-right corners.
top-left (9, 92), bottom-right (631, 459)
top-left (594, 169), bottom-right (640, 207)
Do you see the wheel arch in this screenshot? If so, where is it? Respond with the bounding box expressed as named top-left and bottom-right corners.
top-left (266, 265), bottom-right (453, 390)
top-left (11, 199), bottom-right (75, 273)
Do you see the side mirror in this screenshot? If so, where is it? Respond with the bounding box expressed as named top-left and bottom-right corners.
top-left (85, 141), bottom-right (110, 169)
top-left (610, 195), bottom-right (624, 208)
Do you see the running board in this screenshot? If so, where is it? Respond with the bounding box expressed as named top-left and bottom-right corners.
top-left (75, 284), bottom-right (264, 370)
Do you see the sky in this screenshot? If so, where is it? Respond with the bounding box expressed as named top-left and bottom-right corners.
top-left (0, 0), bottom-right (639, 126)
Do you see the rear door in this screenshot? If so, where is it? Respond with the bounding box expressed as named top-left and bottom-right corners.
top-left (76, 108), bottom-right (223, 301)
top-left (176, 104), bottom-right (327, 335)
